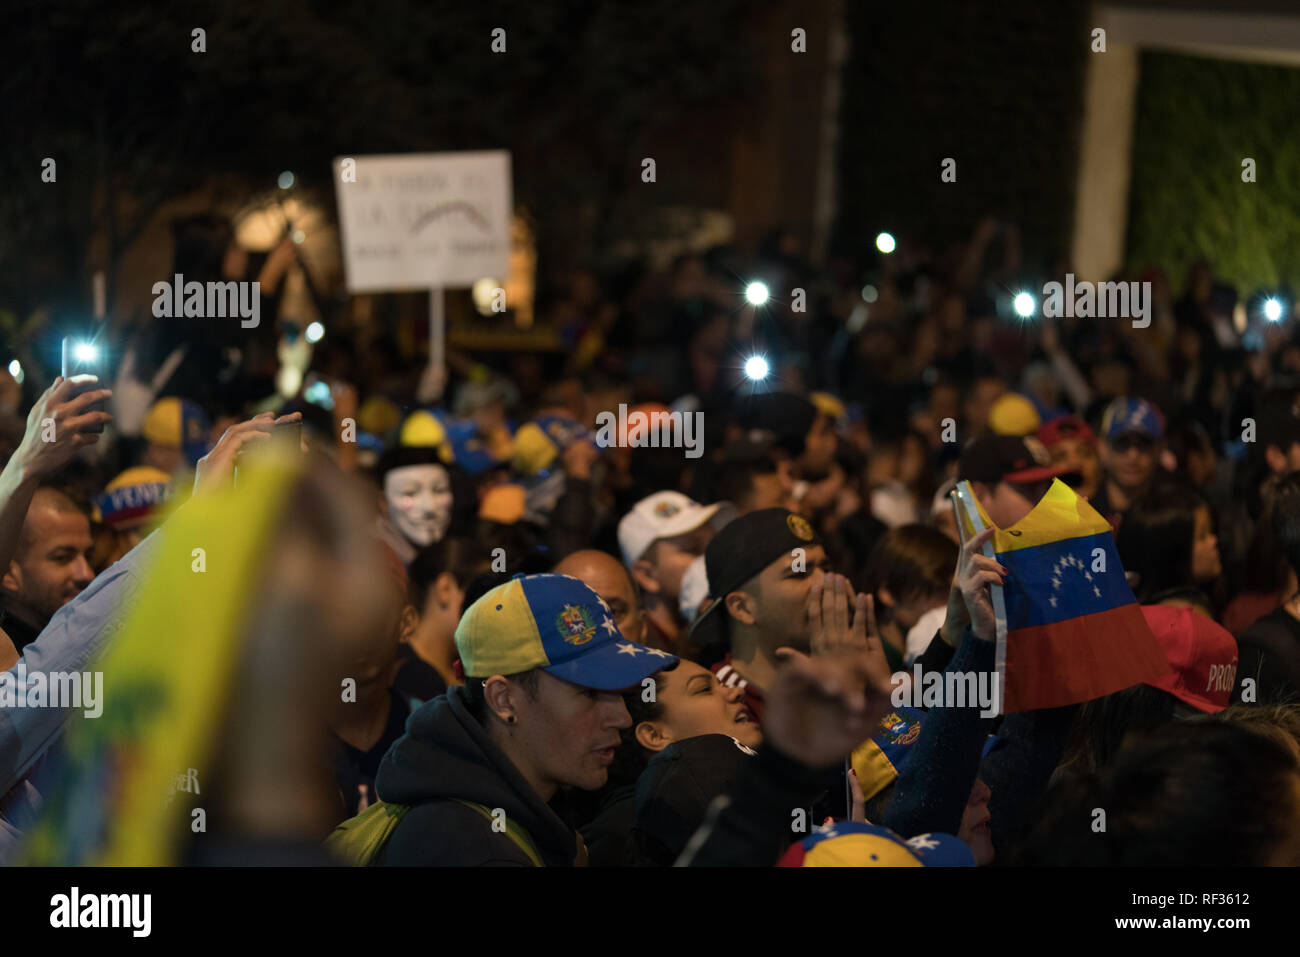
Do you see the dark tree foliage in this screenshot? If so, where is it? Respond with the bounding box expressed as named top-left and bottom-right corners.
top-left (0, 0), bottom-right (755, 332)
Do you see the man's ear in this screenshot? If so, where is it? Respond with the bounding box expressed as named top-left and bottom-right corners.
top-left (876, 585), bottom-right (897, 610)
top-left (724, 590), bottom-right (756, 627)
top-left (398, 604), bottom-right (419, 645)
top-left (433, 571), bottom-right (460, 610)
top-left (635, 721), bottom-right (672, 753)
top-left (631, 559), bottom-right (660, 595)
top-left (2, 561), bottom-right (21, 595)
top-left (483, 675), bottom-right (519, 724)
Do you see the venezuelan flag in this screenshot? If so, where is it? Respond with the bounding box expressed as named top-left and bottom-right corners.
top-left (955, 478), bottom-right (1169, 713)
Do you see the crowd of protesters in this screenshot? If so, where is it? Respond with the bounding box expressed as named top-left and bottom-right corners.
top-left (3, 213), bottom-right (1300, 867)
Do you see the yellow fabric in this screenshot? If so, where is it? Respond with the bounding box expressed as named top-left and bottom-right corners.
top-left (22, 450), bottom-right (301, 865)
top-left (957, 478), bottom-right (1111, 553)
top-left (511, 422), bottom-right (558, 475)
top-left (810, 392), bottom-right (846, 422)
top-left (455, 578), bottom-right (547, 678)
top-left (850, 739), bottom-right (899, 802)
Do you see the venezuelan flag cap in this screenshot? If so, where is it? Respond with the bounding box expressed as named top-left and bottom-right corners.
top-left (93, 466), bottom-right (171, 529)
top-left (456, 573), bottom-right (677, 690)
top-left (778, 822), bottom-right (974, 867)
top-left (850, 707), bottom-right (925, 801)
top-left (143, 397), bottom-right (211, 464)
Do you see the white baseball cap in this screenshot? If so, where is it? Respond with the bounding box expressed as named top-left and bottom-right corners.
top-left (617, 491), bottom-right (734, 567)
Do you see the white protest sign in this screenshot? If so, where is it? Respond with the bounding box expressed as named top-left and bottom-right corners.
top-left (333, 151), bottom-right (511, 292)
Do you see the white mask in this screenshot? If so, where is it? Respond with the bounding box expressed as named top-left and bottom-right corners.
top-left (384, 464), bottom-right (453, 547)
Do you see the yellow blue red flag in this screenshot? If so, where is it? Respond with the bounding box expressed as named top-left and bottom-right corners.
top-left (953, 478), bottom-right (1169, 712)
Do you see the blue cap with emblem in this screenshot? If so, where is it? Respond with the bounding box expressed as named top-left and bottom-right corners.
top-left (455, 573), bottom-right (677, 690)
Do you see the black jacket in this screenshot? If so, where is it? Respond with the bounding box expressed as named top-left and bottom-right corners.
top-left (372, 686), bottom-right (578, 866)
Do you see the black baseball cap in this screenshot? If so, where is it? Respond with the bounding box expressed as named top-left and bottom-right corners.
top-left (685, 507), bottom-right (822, 658)
top-left (959, 434), bottom-right (1076, 486)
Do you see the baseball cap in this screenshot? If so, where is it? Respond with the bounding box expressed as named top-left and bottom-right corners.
top-left (512, 413), bottom-right (592, 477)
top-left (1140, 605), bottom-right (1237, 713)
top-left (687, 507), bottom-right (821, 656)
top-left (959, 434), bottom-right (1074, 486)
top-left (778, 822), bottom-right (975, 867)
top-left (850, 707), bottom-right (925, 801)
top-left (143, 397), bottom-right (210, 465)
top-left (633, 733), bottom-right (757, 864)
top-left (988, 393), bottom-right (1042, 437)
top-left (1101, 397), bottom-right (1165, 443)
top-left (455, 573), bottom-right (676, 690)
top-left (93, 466), bottom-right (171, 530)
top-left (617, 491), bottom-right (733, 567)
top-left (1038, 414), bottom-right (1097, 449)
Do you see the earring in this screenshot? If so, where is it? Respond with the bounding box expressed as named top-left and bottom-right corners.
top-left (506, 715), bottom-right (517, 725)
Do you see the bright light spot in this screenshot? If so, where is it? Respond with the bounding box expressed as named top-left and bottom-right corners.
top-left (1264, 297), bottom-right (1284, 322)
top-left (73, 342), bottom-right (99, 363)
top-left (292, 229), bottom-right (306, 244)
top-left (471, 277), bottom-right (502, 316)
top-left (1013, 292), bottom-right (1036, 318)
top-left (304, 380), bottom-right (334, 409)
top-left (744, 355), bottom-right (770, 381)
top-left (745, 281), bottom-right (770, 306)
top-left (876, 232), bottom-right (896, 254)
top-left (278, 170), bottom-right (295, 190)
top-left (861, 284), bottom-right (878, 303)
top-left (305, 322), bottom-right (325, 343)
top-left (7, 360), bottom-right (21, 383)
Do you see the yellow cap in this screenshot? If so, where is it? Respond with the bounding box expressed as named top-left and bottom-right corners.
top-left (989, 393), bottom-right (1041, 437)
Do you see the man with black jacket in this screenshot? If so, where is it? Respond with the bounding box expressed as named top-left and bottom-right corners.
top-left (373, 573), bottom-right (674, 865)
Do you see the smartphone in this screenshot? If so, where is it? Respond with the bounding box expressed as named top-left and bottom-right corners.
top-left (273, 419), bottom-right (302, 450)
top-left (60, 337), bottom-right (107, 433)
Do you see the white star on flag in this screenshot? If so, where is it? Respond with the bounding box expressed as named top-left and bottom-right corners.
top-left (1051, 577), bottom-right (1060, 589)
top-left (1048, 595), bottom-right (1057, 607)
top-left (601, 616), bottom-right (618, 636)
top-left (1093, 586), bottom-right (1101, 598)
top-left (596, 596), bottom-right (611, 613)
top-left (616, 643), bottom-right (641, 657)
top-left (907, 834), bottom-right (940, 851)
top-left (644, 648), bottom-right (672, 658)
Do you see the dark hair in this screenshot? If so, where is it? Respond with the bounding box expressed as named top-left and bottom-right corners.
top-left (461, 570), bottom-right (517, 614)
top-left (860, 524), bottom-right (957, 605)
top-left (462, 669), bottom-right (541, 725)
top-left (1215, 703), bottom-right (1300, 757)
top-left (1020, 721), bottom-right (1300, 865)
top-left (1115, 484), bottom-right (1211, 603)
top-left (1056, 683), bottom-right (1182, 779)
top-left (1270, 471), bottom-right (1300, 582)
top-left (407, 537), bottom-right (492, 610)
top-left (606, 664), bottom-right (677, 790)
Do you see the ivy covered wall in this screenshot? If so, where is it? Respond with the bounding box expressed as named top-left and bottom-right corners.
top-left (1126, 51), bottom-right (1300, 294)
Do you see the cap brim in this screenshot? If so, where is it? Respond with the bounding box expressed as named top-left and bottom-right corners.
top-left (1002, 464), bottom-right (1073, 484)
top-left (542, 640), bottom-right (677, 691)
top-left (683, 596), bottom-right (730, 661)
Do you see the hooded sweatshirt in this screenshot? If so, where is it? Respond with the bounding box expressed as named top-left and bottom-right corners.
top-left (373, 685), bottom-right (578, 866)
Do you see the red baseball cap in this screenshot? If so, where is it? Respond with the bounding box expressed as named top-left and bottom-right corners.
top-left (1140, 605), bottom-right (1238, 713)
top-left (1037, 414), bottom-right (1096, 449)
